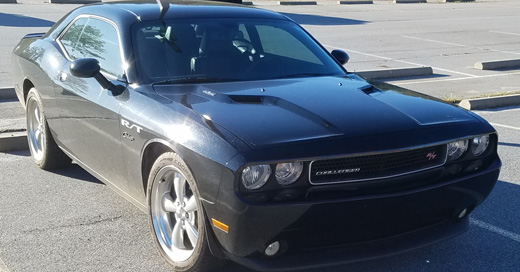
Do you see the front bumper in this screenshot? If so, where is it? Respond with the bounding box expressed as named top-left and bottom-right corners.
top-left (205, 156), bottom-right (500, 271)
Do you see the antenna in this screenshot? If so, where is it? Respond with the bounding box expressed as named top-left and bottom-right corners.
top-left (156, 0), bottom-right (170, 21)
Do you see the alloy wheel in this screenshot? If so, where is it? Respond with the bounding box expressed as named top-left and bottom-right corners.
top-left (150, 165), bottom-right (200, 262)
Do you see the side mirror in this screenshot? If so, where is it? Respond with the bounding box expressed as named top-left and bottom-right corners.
top-left (331, 50), bottom-right (349, 65)
top-left (70, 58), bottom-right (101, 78)
top-left (70, 58), bottom-right (122, 93)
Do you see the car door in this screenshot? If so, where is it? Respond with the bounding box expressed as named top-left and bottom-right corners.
top-left (53, 15), bottom-right (129, 188)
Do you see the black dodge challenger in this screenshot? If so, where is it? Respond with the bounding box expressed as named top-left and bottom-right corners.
top-left (11, 1), bottom-right (501, 271)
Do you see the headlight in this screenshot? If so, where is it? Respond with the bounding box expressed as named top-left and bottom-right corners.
top-left (275, 162), bottom-right (304, 185)
top-left (471, 135), bottom-right (490, 156)
top-left (241, 164), bottom-right (271, 190)
top-left (447, 139), bottom-right (468, 161)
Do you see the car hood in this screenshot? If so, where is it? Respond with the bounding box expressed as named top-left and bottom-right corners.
top-left (153, 76), bottom-right (479, 149)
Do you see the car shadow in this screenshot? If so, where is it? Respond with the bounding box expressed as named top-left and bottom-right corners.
top-left (0, 12), bottom-right (54, 27)
top-left (4, 149), bottom-right (31, 157)
top-left (6, 149), bottom-right (103, 184)
top-left (281, 13), bottom-right (367, 26)
top-left (51, 163), bottom-right (104, 185)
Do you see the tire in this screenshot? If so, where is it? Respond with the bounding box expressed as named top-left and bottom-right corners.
top-left (26, 87), bottom-right (72, 170)
top-left (147, 152), bottom-right (224, 272)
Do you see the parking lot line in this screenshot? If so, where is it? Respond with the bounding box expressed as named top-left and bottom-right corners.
top-left (0, 255), bottom-right (10, 272)
top-left (324, 44), bottom-right (479, 78)
top-left (490, 30), bottom-right (520, 37)
top-left (471, 218), bottom-right (520, 243)
top-left (490, 123), bottom-right (520, 131)
top-left (393, 70), bottom-right (520, 86)
top-left (401, 35), bottom-right (520, 57)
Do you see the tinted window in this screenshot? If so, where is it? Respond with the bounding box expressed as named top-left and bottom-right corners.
top-left (256, 25), bottom-right (321, 65)
top-left (132, 19), bottom-right (345, 83)
top-left (60, 17), bottom-right (88, 60)
top-left (60, 17), bottom-right (124, 78)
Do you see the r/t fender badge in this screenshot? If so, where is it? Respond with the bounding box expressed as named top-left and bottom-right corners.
top-left (121, 119), bottom-right (142, 134)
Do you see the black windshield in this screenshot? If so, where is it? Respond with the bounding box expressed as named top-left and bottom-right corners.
top-left (132, 18), bottom-right (345, 84)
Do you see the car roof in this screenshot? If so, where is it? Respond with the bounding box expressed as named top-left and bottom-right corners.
top-left (75, 0), bottom-right (289, 23)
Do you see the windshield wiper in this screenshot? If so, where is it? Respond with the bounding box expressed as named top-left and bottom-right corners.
top-left (153, 76), bottom-right (237, 84)
top-left (275, 73), bottom-right (333, 79)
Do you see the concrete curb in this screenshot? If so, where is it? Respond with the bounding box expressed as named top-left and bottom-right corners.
top-left (278, 1), bottom-right (317, 5)
top-left (395, 0), bottom-right (426, 3)
top-left (339, 0), bottom-right (373, 4)
top-left (0, 131), bottom-right (28, 152)
top-left (459, 94), bottom-right (520, 110)
top-left (0, 87), bottom-right (17, 101)
top-left (0, 0), bottom-right (17, 3)
top-left (47, 0), bottom-right (99, 3)
top-left (474, 59), bottom-right (520, 70)
top-left (355, 67), bottom-right (433, 79)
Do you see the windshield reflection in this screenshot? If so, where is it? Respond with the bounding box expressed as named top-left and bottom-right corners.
top-left (132, 18), bottom-right (345, 84)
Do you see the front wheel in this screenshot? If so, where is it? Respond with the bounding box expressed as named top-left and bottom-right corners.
top-left (147, 152), bottom-right (223, 272)
top-left (26, 87), bottom-right (71, 170)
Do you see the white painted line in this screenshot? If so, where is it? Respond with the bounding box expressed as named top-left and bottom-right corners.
top-left (0, 255), bottom-right (10, 272)
top-left (402, 35), bottom-right (520, 57)
top-left (471, 218), bottom-right (520, 243)
top-left (324, 44), bottom-right (479, 78)
top-left (490, 123), bottom-right (520, 131)
top-left (402, 35), bottom-right (469, 48)
top-left (490, 30), bottom-right (520, 37)
top-left (395, 70), bottom-right (520, 86)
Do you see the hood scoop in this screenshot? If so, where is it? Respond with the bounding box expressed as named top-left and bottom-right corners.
top-left (230, 95), bottom-right (264, 104)
top-left (359, 85), bottom-right (381, 95)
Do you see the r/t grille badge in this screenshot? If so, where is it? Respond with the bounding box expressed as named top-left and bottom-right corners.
top-left (426, 152), bottom-right (437, 160)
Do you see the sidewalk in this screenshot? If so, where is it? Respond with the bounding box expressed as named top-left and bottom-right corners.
top-left (0, 88), bottom-right (27, 152)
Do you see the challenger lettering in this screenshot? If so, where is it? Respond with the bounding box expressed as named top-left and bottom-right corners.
top-left (315, 168), bottom-right (361, 176)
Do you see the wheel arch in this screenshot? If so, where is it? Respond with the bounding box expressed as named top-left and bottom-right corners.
top-left (22, 78), bottom-right (35, 104)
top-left (140, 139), bottom-right (176, 196)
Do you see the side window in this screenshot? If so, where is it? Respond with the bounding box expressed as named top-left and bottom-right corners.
top-left (59, 17), bottom-right (124, 78)
top-left (237, 24), bottom-right (251, 42)
top-left (60, 17), bottom-right (89, 60)
top-left (256, 25), bottom-right (321, 65)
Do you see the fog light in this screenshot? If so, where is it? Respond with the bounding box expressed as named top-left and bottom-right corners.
top-left (458, 208), bottom-right (468, 219)
top-left (264, 241), bottom-right (280, 256)
top-left (464, 160), bottom-right (483, 173)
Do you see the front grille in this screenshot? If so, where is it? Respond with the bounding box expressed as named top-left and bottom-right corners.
top-left (310, 144), bottom-right (447, 185)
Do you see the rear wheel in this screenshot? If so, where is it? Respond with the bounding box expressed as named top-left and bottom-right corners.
top-left (26, 88), bottom-right (71, 169)
top-left (147, 152), bottom-right (223, 272)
